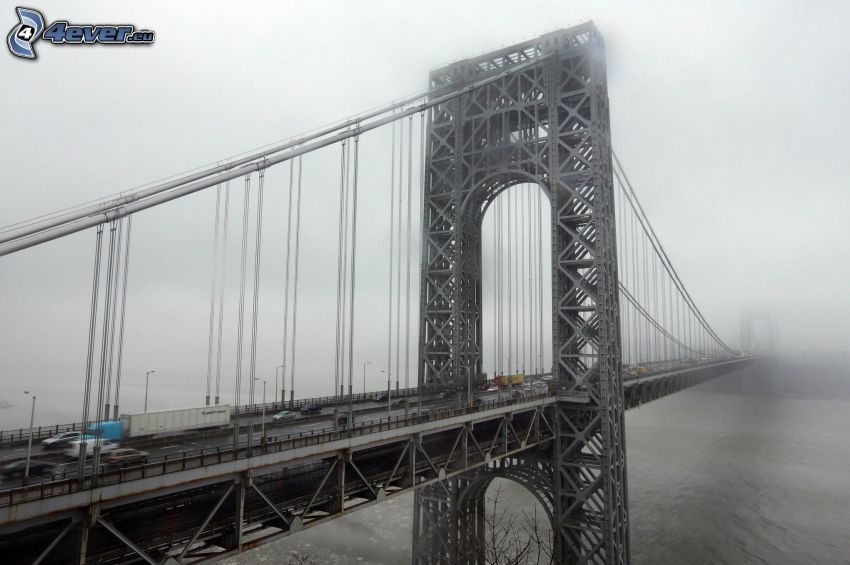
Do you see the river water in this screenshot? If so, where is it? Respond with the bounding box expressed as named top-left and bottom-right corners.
top-left (229, 360), bottom-right (850, 564)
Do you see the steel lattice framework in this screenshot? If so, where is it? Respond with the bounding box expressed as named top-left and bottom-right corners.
top-left (415, 23), bottom-right (629, 564)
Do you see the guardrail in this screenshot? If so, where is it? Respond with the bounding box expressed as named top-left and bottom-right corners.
top-left (0, 393), bottom-right (551, 508)
top-left (0, 385), bottom-right (438, 449)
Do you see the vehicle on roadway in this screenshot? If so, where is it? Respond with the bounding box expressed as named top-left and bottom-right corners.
top-left (65, 439), bottom-right (119, 459)
top-left (372, 393), bottom-right (389, 403)
top-left (0, 460), bottom-right (56, 479)
top-left (101, 448), bottom-right (149, 467)
top-left (120, 405), bottom-right (231, 438)
top-left (337, 413), bottom-right (349, 427)
top-left (299, 403), bottom-right (321, 415)
top-left (41, 430), bottom-right (87, 448)
top-left (272, 410), bottom-right (298, 421)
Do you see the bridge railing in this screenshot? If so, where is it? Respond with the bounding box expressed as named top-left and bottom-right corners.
top-left (0, 392), bottom-right (551, 508)
top-left (0, 385), bottom-right (435, 448)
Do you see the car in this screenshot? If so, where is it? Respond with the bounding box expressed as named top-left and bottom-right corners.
top-left (337, 414), bottom-right (349, 427)
top-left (272, 410), bottom-right (298, 421)
top-left (410, 408), bottom-right (431, 420)
top-left (390, 399), bottom-right (405, 408)
top-left (473, 397), bottom-right (484, 407)
top-left (0, 460), bottom-right (56, 479)
top-left (372, 393), bottom-right (389, 403)
top-left (41, 430), bottom-right (86, 448)
top-left (299, 403), bottom-right (321, 415)
top-left (101, 448), bottom-right (149, 467)
top-left (65, 439), bottom-right (119, 459)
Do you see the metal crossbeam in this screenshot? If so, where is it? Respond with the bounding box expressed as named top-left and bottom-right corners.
top-left (96, 517), bottom-right (156, 565)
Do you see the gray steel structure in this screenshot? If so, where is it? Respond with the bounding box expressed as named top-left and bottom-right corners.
top-left (416, 23), bottom-right (627, 564)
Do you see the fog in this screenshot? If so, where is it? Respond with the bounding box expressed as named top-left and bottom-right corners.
top-left (2, 0), bottom-right (849, 429)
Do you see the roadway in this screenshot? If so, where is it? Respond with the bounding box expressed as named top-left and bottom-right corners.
top-left (1, 362), bottom-right (726, 488)
top-left (0, 391), bottom-right (495, 488)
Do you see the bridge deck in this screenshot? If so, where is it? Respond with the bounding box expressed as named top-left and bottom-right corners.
top-left (0, 358), bottom-right (758, 563)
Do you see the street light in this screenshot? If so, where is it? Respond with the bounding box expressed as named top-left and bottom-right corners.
top-left (254, 377), bottom-right (267, 441)
top-left (22, 391), bottom-right (36, 486)
top-left (362, 361), bottom-right (372, 394)
top-left (275, 364), bottom-right (285, 405)
top-left (144, 370), bottom-right (156, 412)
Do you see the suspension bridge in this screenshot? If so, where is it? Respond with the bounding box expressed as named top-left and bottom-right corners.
top-left (0, 23), bottom-right (759, 564)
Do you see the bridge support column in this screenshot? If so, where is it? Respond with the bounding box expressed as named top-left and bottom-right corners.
top-left (228, 475), bottom-right (246, 552)
top-left (413, 475), bottom-right (477, 565)
top-left (75, 509), bottom-right (94, 565)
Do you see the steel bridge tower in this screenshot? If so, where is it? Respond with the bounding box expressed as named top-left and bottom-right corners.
top-left (414, 23), bottom-right (629, 564)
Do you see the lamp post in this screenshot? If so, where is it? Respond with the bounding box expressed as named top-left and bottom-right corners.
top-left (22, 391), bottom-right (36, 486)
top-left (275, 364), bottom-right (284, 405)
top-left (255, 377), bottom-right (267, 442)
top-left (144, 370), bottom-right (155, 412)
top-left (362, 361), bottom-right (372, 394)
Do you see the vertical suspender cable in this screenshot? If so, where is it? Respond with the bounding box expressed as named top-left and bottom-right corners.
top-left (537, 185), bottom-right (543, 373)
top-left (113, 215), bottom-right (132, 418)
top-left (404, 115), bottom-right (414, 389)
top-left (642, 216), bottom-right (649, 362)
top-left (91, 221), bottom-right (118, 479)
top-left (527, 186), bottom-right (532, 373)
top-left (233, 174), bottom-right (251, 449)
top-left (629, 205), bottom-right (643, 365)
top-left (334, 141), bottom-right (348, 400)
top-left (511, 189), bottom-right (522, 374)
top-left (386, 122), bottom-right (395, 397)
top-left (614, 184), bottom-right (624, 365)
top-left (495, 198), bottom-right (504, 373)
top-left (340, 141), bottom-right (352, 397)
top-left (289, 156), bottom-right (303, 406)
top-left (520, 185), bottom-right (526, 373)
top-left (652, 247), bottom-right (658, 363)
top-left (247, 166), bottom-right (265, 454)
top-left (505, 191), bottom-right (513, 373)
top-left (417, 110), bottom-right (428, 406)
top-left (204, 185), bottom-right (222, 405)
top-left (281, 162), bottom-right (296, 404)
top-left (347, 137), bottom-right (361, 427)
top-left (395, 119), bottom-right (403, 391)
top-left (493, 203), bottom-right (498, 377)
top-left (104, 218), bottom-right (123, 415)
top-left (214, 182), bottom-right (231, 405)
top-left (78, 225), bottom-right (103, 479)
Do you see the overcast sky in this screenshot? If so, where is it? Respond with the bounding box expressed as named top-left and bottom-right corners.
top-left (1, 0), bottom-right (849, 427)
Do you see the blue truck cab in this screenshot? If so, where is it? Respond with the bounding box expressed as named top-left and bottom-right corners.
top-left (87, 420), bottom-right (123, 441)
